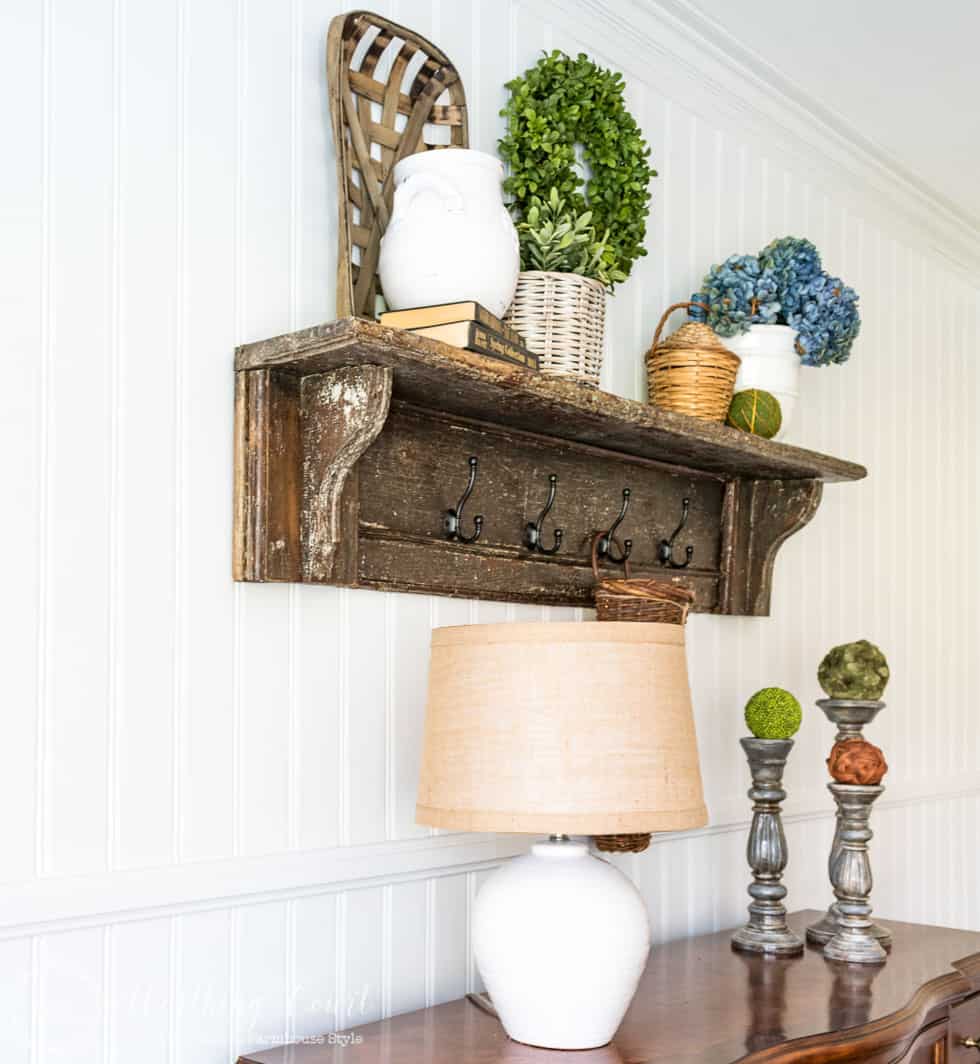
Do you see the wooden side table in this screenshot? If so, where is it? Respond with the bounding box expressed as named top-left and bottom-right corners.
top-left (238, 911), bottom-right (980, 1063)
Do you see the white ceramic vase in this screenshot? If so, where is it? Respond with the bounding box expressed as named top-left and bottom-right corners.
top-left (378, 148), bottom-right (519, 318)
top-left (472, 838), bottom-right (650, 1050)
top-left (722, 324), bottom-right (801, 440)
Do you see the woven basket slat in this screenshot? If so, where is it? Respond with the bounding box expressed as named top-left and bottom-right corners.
top-left (645, 302), bottom-right (740, 421)
top-left (347, 69), bottom-right (466, 125)
top-left (505, 271), bottom-right (606, 386)
top-left (327, 11), bottom-right (469, 319)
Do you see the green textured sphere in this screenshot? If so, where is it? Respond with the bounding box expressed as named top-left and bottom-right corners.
top-left (727, 389), bottom-right (782, 438)
top-left (745, 687), bottom-right (802, 739)
top-left (818, 639), bottom-right (890, 700)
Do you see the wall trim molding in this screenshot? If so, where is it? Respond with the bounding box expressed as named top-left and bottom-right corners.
top-left (703, 771), bottom-right (980, 835)
top-left (0, 833), bottom-right (528, 938)
top-left (526, 0), bottom-right (980, 276)
top-left (685, 774), bottom-right (980, 845)
top-left (4, 781), bottom-right (977, 940)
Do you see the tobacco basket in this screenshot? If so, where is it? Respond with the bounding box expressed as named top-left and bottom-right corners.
top-left (327, 11), bottom-right (468, 319)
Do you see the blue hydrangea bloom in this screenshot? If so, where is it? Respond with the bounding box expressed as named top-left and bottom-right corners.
top-left (759, 237), bottom-right (822, 316)
top-left (788, 274), bottom-right (861, 366)
top-left (690, 235), bottom-right (860, 367)
top-left (689, 254), bottom-right (780, 337)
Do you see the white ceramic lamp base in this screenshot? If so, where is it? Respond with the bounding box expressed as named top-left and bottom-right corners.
top-left (472, 837), bottom-right (650, 1050)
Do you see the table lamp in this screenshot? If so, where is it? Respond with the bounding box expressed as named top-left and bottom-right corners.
top-left (416, 621), bottom-right (707, 1050)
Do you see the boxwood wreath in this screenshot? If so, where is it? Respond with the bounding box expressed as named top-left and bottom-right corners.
top-left (498, 50), bottom-right (656, 286)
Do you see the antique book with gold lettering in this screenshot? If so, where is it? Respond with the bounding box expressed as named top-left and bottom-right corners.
top-left (407, 320), bottom-right (538, 370)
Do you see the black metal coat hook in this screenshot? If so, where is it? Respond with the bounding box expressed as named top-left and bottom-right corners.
top-left (525, 474), bottom-right (563, 555)
top-left (444, 456), bottom-right (483, 544)
top-left (595, 488), bottom-right (633, 565)
top-left (658, 497), bottom-right (694, 569)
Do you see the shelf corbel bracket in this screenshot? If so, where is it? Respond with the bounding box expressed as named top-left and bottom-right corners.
top-left (718, 477), bottom-right (823, 616)
top-left (301, 364), bottom-right (393, 581)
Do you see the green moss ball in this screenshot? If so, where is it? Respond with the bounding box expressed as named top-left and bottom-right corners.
top-left (818, 639), bottom-right (890, 700)
top-left (727, 389), bottom-right (782, 439)
top-left (745, 687), bottom-right (802, 739)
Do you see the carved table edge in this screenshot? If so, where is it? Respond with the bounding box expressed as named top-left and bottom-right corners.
top-left (953, 951), bottom-right (980, 991)
top-left (735, 959), bottom-right (980, 1063)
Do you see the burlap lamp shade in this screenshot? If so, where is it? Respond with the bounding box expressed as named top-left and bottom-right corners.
top-left (415, 621), bottom-right (707, 835)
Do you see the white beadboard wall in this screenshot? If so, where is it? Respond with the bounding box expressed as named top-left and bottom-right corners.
top-left (2, 0), bottom-right (979, 1060)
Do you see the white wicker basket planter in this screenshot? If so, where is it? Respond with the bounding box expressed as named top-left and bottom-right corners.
top-left (505, 271), bottom-right (606, 387)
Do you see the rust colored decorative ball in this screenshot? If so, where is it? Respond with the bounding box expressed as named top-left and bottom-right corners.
top-left (827, 738), bottom-right (888, 785)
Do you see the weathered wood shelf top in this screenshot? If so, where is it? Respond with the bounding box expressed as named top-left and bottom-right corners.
top-left (236, 318), bottom-right (866, 485)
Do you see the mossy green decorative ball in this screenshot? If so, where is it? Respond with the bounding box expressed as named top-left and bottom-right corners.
top-left (818, 639), bottom-right (890, 700)
top-left (727, 389), bottom-right (782, 438)
top-left (745, 687), bottom-right (802, 739)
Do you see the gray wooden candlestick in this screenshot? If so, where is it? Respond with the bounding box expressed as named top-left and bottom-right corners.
top-left (806, 699), bottom-right (891, 949)
top-left (732, 737), bottom-right (804, 956)
top-left (823, 783), bottom-right (887, 964)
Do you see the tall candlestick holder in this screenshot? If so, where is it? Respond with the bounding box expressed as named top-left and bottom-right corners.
top-left (806, 699), bottom-right (891, 949)
top-left (822, 783), bottom-right (887, 964)
top-left (732, 738), bottom-right (804, 956)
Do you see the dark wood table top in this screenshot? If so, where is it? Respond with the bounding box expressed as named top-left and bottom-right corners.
top-left (239, 911), bottom-right (980, 1064)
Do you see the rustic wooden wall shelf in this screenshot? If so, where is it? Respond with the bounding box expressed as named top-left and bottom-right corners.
top-left (233, 318), bottom-right (866, 615)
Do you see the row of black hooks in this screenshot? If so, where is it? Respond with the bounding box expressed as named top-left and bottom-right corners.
top-left (443, 456), bottom-right (694, 570)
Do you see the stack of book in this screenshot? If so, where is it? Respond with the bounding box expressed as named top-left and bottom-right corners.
top-left (380, 301), bottom-right (537, 370)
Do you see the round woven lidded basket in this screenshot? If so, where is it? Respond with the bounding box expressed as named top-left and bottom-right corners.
top-left (645, 302), bottom-right (740, 421)
top-left (590, 534), bottom-right (696, 854)
top-left (505, 270), bottom-right (606, 387)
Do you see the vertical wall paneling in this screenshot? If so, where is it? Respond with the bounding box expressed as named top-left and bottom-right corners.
top-left (0, 938), bottom-right (33, 1062)
top-left (0, 0), bottom-right (43, 887)
top-left (234, 0), bottom-right (295, 860)
top-left (175, 909), bottom-right (232, 1063)
top-left (345, 590), bottom-right (388, 845)
top-left (178, 0), bottom-right (238, 865)
top-left (43, 0), bottom-right (115, 879)
top-left (2, 0), bottom-right (980, 1060)
top-left (237, 585), bottom-right (292, 856)
top-left (294, 587), bottom-right (342, 851)
top-left (390, 594), bottom-right (432, 840)
top-left (388, 879), bottom-right (428, 1019)
top-left (35, 929), bottom-right (106, 1062)
top-left (289, 894), bottom-right (338, 1044)
top-left (432, 874), bottom-right (468, 1007)
top-left (107, 919), bottom-right (172, 1064)
top-left (114, 0), bottom-right (179, 873)
top-left (233, 902), bottom-right (288, 1060)
top-left (343, 888), bottom-right (383, 1030)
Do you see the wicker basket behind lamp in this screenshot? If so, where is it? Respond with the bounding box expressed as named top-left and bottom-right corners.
top-left (645, 302), bottom-right (740, 421)
top-left (591, 535), bottom-right (696, 854)
top-left (504, 271), bottom-right (606, 387)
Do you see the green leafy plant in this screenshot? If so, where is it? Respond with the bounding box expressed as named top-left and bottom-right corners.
top-left (499, 51), bottom-right (656, 286)
top-left (517, 189), bottom-right (627, 288)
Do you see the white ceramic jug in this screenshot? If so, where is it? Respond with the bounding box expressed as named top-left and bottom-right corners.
top-left (724, 324), bottom-right (801, 440)
top-left (379, 148), bottom-right (519, 318)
